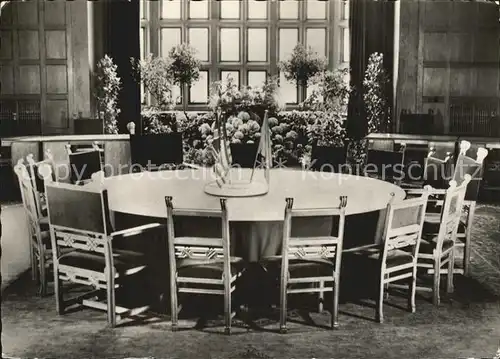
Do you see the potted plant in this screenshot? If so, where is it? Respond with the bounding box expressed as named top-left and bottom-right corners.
top-left (131, 54), bottom-right (178, 133)
top-left (94, 55), bottom-right (122, 134)
top-left (279, 44), bottom-right (326, 100)
top-left (168, 43), bottom-right (202, 92)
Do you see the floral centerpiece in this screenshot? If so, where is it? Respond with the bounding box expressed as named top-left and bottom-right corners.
top-left (167, 43), bottom-right (201, 87)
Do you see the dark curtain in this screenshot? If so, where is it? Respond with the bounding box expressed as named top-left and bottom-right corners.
top-left (104, 0), bottom-right (141, 133)
top-left (347, 0), bottom-right (395, 139)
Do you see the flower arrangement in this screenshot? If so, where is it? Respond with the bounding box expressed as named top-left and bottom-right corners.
top-left (167, 43), bottom-right (201, 87)
top-left (94, 55), bottom-right (121, 134)
top-left (364, 52), bottom-right (391, 134)
top-left (279, 44), bottom-right (327, 86)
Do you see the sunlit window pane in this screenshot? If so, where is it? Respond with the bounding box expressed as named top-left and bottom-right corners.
top-left (343, 27), bottom-right (350, 62)
top-left (189, 0), bottom-right (208, 19)
top-left (220, 28), bottom-right (240, 62)
top-left (306, 82), bottom-right (320, 98)
top-left (160, 28), bottom-right (181, 57)
top-left (279, 28), bottom-right (298, 61)
top-left (161, 0), bottom-right (181, 19)
top-left (248, 0), bottom-right (267, 19)
top-left (279, 72), bottom-right (297, 104)
top-left (188, 28), bottom-right (209, 62)
top-left (221, 0), bottom-right (240, 19)
top-left (306, 28), bottom-right (326, 57)
top-left (221, 71), bottom-right (239, 87)
top-left (248, 71), bottom-right (267, 88)
top-left (279, 0), bottom-right (299, 19)
top-left (190, 71), bottom-right (208, 103)
top-left (307, 0), bottom-right (327, 19)
top-left (247, 28), bottom-right (267, 62)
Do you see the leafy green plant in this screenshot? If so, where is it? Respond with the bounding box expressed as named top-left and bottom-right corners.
top-left (167, 43), bottom-right (201, 86)
top-left (131, 54), bottom-right (177, 111)
top-left (363, 52), bottom-right (390, 134)
top-left (94, 55), bottom-right (121, 134)
top-left (279, 44), bottom-right (327, 86)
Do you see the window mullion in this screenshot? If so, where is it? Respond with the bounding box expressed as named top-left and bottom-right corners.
top-left (269, 0), bottom-right (278, 78)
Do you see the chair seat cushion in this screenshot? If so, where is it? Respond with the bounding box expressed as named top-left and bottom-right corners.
top-left (347, 248), bottom-right (413, 268)
top-left (261, 257), bottom-right (334, 278)
top-left (40, 216), bottom-right (49, 232)
top-left (423, 213), bottom-right (466, 234)
top-left (177, 257), bottom-right (244, 280)
top-left (58, 249), bottom-right (146, 274)
top-left (419, 237), bottom-right (454, 253)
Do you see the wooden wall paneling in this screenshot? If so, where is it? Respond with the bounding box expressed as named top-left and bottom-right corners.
top-left (46, 65), bottom-right (67, 94)
top-left (18, 30), bottom-right (39, 59)
top-left (449, 68), bottom-right (472, 97)
top-left (45, 99), bottom-right (68, 131)
top-left (474, 31), bottom-right (500, 64)
top-left (16, 65), bottom-right (40, 94)
top-left (423, 1), bottom-right (450, 32)
top-left (475, 68), bottom-right (499, 97)
top-left (0, 30), bottom-right (13, 59)
top-left (45, 31), bottom-right (66, 60)
top-left (448, 32), bottom-right (473, 63)
top-left (449, 1), bottom-right (476, 32)
top-left (16, 0), bottom-right (38, 27)
top-left (422, 68), bottom-right (447, 98)
top-left (0, 65), bottom-right (13, 94)
top-left (423, 32), bottom-right (447, 62)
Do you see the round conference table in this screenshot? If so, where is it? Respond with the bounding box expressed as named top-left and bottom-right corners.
top-left (93, 168), bottom-right (405, 261)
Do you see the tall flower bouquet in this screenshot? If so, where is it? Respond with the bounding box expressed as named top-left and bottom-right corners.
top-left (279, 44), bottom-right (327, 86)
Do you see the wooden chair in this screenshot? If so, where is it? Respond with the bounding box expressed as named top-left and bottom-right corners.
top-left (26, 150), bottom-right (57, 216)
top-left (130, 133), bottom-right (200, 171)
top-left (44, 177), bottom-right (163, 327)
top-left (262, 196), bottom-right (347, 332)
top-left (410, 141), bottom-right (487, 276)
top-left (365, 145), bottom-right (406, 184)
top-left (13, 159), bottom-right (52, 296)
top-left (348, 190), bottom-right (429, 323)
top-left (416, 175), bottom-right (471, 305)
top-left (309, 144), bottom-right (347, 173)
top-left (165, 196), bottom-right (245, 335)
top-left (65, 142), bottom-right (104, 185)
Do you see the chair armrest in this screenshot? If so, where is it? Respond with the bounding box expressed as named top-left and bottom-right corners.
top-left (182, 162), bottom-right (203, 170)
top-left (342, 244), bottom-right (380, 253)
top-left (110, 223), bottom-right (164, 239)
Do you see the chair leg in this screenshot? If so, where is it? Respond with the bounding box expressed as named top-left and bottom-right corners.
top-left (463, 205), bottom-right (475, 277)
top-left (30, 243), bottom-right (37, 281)
top-left (224, 282), bottom-right (231, 335)
top-left (170, 284), bottom-right (179, 332)
top-left (433, 259), bottom-right (441, 306)
top-left (376, 277), bottom-right (385, 323)
top-left (332, 279), bottom-right (339, 329)
top-left (279, 279), bottom-right (288, 334)
top-left (106, 267), bottom-right (116, 328)
top-left (408, 270), bottom-right (416, 313)
top-left (38, 252), bottom-right (47, 297)
top-left (53, 268), bottom-right (64, 315)
top-left (447, 251), bottom-right (455, 294)
top-left (318, 281), bottom-right (324, 313)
